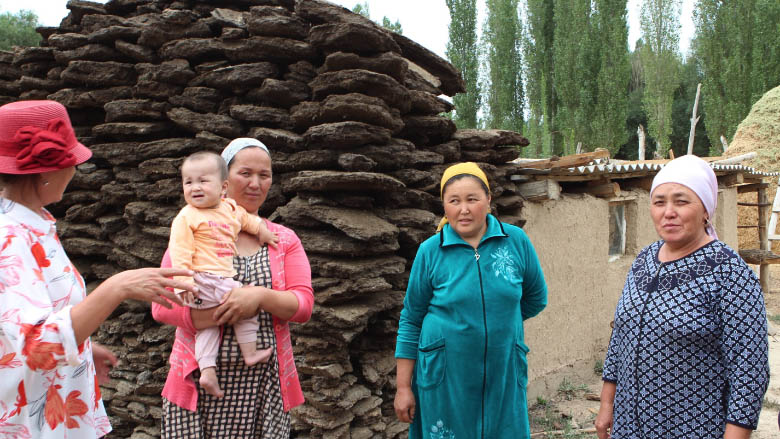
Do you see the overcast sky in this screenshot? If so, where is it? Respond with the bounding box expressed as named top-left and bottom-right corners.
top-left (1, 0), bottom-right (696, 56)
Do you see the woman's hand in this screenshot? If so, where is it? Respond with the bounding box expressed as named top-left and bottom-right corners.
top-left (91, 343), bottom-right (117, 385)
top-left (212, 286), bottom-right (265, 325)
top-left (106, 267), bottom-right (195, 308)
top-left (595, 381), bottom-right (616, 439)
top-left (73, 267), bottom-right (197, 345)
top-left (594, 405), bottom-right (613, 439)
top-left (394, 386), bottom-right (416, 423)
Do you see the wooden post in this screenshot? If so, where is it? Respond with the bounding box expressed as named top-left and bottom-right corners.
top-left (687, 83), bottom-right (702, 155)
top-left (720, 135), bottom-right (729, 153)
top-left (637, 124), bottom-right (645, 160)
top-left (758, 185), bottom-right (771, 293)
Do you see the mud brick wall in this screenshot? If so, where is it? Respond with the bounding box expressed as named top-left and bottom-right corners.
top-left (0, 1), bottom-right (528, 437)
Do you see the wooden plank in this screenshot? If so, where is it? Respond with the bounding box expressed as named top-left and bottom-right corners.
top-left (739, 249), bottom-right (780, 265)
top-left (569, 182), bottom-right (621, 198)
top-left (517, 180), bottom-right (561, 201)
top-left (759, 186), bottom-right (769, 249)
top-left (737, 202), bottom-right (772, 207)
top-left (514, 149), bottom-right (610, 169)
top-left (621, 177), bottom-right (654, 191)
top-left (758, 185), bottom-right (771, 292)
top-left (719, 172), bottom-right (744, 187)
top-left (712, 152), bottom-right (757, 165)
top-left (737, 183), bottom-right (769, 194)
top-left (615, 156), bottom-right (725, 166)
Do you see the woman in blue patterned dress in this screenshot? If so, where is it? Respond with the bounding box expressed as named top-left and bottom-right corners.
top-left (595, 155), bottom-right (769, 439)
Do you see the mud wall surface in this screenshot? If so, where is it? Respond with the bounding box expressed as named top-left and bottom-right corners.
top-left (0, 1), bottom-right (529, 437)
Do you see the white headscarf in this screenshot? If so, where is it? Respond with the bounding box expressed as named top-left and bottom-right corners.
top-left (650, 154), bottom-right (719, 239)
top-left (221, 138), bottom-right (270, 166)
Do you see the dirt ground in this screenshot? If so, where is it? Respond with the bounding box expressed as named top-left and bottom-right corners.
top-left (530, 265), bottom-right (780, 438)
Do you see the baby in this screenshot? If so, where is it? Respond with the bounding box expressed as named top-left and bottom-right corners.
top-left (169, 151), bottom-right (278, 398)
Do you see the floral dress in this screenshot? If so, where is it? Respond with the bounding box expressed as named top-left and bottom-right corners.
top-left (0, 197), bottom-right (111, 438)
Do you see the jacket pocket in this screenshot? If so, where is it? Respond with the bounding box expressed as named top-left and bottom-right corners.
top-left (515, 341), bottom-right (530, 387)
top-left (417, 338), bottom-right (446, 390)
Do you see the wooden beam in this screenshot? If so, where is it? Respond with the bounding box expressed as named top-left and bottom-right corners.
top-left (769, 177), bottom-right (780, 240)
top-left (719, 172), bottom-right (744, 187)
top-left (737, 183), bottom-right (769, 194)
top-left (637, 124), bottom-right (646, 160)
top-left (759, 186), bottom-right (769, 250)
top-left (712, 152), bottom-right (756, 165)
top-left (514, 149), bottom-right (610, 169)
top-left (517, 180), bottom-right (561, 201)
top-left (687, 83), bottom-right (701, 155)
top-left (738, 249), bottom-right (780, 265)
top-left (737, 202), bottom-right (772, 207)
top-left (621, 177), bottom-right (654, 191)
top-left (568, 182), bottom-right (621, 198)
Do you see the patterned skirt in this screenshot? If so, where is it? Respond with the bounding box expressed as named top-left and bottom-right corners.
top-left (161, 247), bottom-right (290, 439)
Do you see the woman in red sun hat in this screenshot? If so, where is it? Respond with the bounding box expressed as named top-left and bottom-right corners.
top-left (0, 100), bottom-right (197, 438)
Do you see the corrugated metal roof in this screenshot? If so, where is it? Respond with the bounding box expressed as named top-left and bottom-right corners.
top-left (511, 160), bottom-right (779, 179)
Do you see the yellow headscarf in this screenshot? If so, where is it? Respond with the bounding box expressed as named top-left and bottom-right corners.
top-left (437, 162), bottom-right (491, 232)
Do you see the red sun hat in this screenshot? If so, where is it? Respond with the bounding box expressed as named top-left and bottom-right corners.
top-left (0, 100), bottom-right (92, 175)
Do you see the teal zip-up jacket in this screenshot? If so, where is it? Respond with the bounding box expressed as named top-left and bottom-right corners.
top-left (396, 214), bottom-right (548, 439)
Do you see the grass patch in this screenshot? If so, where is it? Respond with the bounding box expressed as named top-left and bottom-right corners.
top-left (593, 360), bottom-right (603, 375)
top-left (764, 397), bottom-right (780, 411)
top-left (769, 314), bottom-right (780, 325)
top-left (558, 377), bottom-right (588, 400)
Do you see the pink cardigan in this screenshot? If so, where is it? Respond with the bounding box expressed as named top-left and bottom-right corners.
top-left (152, 220), bottom-right (314, 412)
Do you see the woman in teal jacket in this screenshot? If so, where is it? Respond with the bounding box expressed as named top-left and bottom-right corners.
top-left (394, 162), bottom-right (548, 439)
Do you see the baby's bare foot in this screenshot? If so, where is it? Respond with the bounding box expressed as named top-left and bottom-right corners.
top-left (199, 368), bottom-right (224, 398)
top-left (244, 347), bottom-right (273, 366)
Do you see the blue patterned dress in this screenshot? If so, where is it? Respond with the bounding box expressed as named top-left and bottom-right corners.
top-left (603, 240), bottom-right (769, 438)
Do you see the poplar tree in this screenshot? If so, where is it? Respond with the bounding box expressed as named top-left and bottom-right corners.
top-left (525, 0), bottom-right (558, 156)
top-left (553, 0), bottom-right (596, 153)
top-left (694, 0), bottom-right (779, 148)
top-left (694, 0), bottom-right (751, 148)
top-left (446, 0), bottom-right (480, 129)
top-left (591, 0), bottom-right (630, 154)
top-left (639, 0), bottom-right (680, 157)
top-left (751, 0), bottom-right (780, 99)
top-left (483, 0), bottom-right (524, 132)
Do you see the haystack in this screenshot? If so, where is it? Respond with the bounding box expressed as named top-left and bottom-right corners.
top-left (723, 85), bottom-right (780, 252)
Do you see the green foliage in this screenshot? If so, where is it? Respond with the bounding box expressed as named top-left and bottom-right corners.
top-left (446, 0), bottom-right (480, 129)
top-left (553, 0), bottom-right (597, 154)
top-left (763, 398), bottom-right (780, 411)
top-left (483, 0), bottom-right (524, 132)
top-left (557, 378), bottom-right (588, 400)
top-left (694, 0), bottom-right (779, 148)
top-left (769, 314), bottom-right (780, 325)
top-left (591, 0), bottom-right (630, 155)
top-left (639, 0), bottom-right (681, 157)
top-left (351, 2), bottom-right (370, 18)
top-left (381, 17), bottom-right (403, 34)
top-left (0, 10), bottom-right (41, 51)
top-left (350, 2), bottom-right (403, 34)
top-left (593, 360), bottom-right (604, 375)
top-left (669, 59), bottom-right (711, 157)
top-left (525, 0), bottom-right (559, 156)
